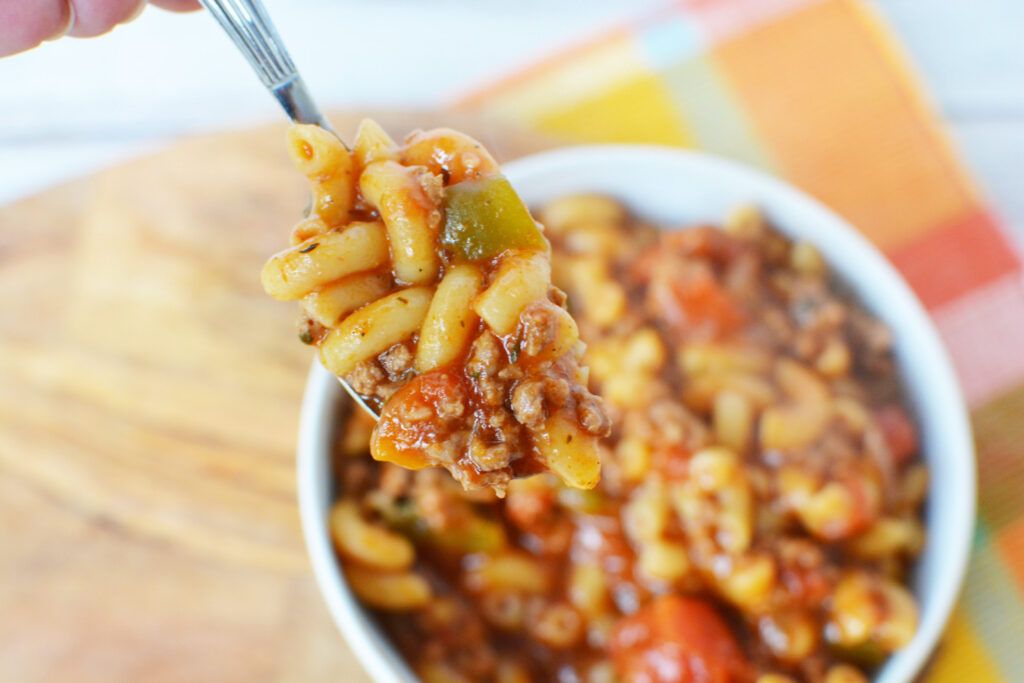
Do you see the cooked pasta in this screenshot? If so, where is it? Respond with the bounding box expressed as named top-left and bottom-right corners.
top-left (261, 121), bottom-right (610, 494)
top-left (318, 286), bottom-right (433, 377)
top-left (414, 264), bottom-right (484, 373)
top-left (328, 200), bottom-right (927, 682)
top-left (261, 220), bottom-right (389, 301)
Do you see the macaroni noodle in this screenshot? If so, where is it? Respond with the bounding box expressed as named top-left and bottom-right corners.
top-left (262, 121), bottom-right (610, 494)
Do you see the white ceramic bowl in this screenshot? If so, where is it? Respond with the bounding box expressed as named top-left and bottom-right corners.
top-left (298, 145), bottom-right (976, 683)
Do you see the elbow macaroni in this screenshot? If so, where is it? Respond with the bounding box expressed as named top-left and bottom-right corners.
top-left (473, 251), bottom-right (551, 335)
top-left (318, 286), bottom-right (433, 377)
top-left (261, 221), bottom-right (389, 301)
top-left (286, 124), bottom-right (355, 227)
top-left (414, 264), bottom-right (483, 373)
top-left (323, 197), bottom-right (927, 681)
top-left (359, 160), bottom-right (442, 285)
top-left (302, 271), bottom-right (391, 327)
top-left (262, 120), bottom-right (609, 494)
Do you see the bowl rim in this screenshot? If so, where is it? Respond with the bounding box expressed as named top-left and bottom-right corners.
top-left (298, 143), bottom-right (976, 683)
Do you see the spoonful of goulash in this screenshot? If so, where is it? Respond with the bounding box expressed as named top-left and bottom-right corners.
top-left (261, 122), bottom-right (610, 494)
top-left (198, 0), bottom-right (609, 494)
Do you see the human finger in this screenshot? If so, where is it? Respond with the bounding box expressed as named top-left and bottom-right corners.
top-left (67, 0), bottom-right (145, 38)
top-left (150, 0), bottom-right (201, 11)
top-left (0, 0), bottom-right (74, 57)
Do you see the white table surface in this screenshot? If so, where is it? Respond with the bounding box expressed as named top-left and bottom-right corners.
top-left (1, 0), bottom-right (1022, 249)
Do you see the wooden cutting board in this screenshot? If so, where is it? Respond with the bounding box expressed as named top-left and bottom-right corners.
top-left (0, 112), bottom-right (558, 683)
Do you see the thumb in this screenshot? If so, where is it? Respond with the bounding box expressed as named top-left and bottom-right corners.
top-left (0, 0), bottom-right (74, 57)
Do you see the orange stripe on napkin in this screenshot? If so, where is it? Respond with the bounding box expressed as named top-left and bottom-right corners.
top-left (888, 209), bottom-right (1022, 309)
top-left (999, 517), bottom-right (1024, 596)
top-left (711, 0), bottom-right (977, 250)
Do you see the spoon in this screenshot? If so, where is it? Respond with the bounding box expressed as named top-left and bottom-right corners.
top-left (198, 0), bottom-right (377, 418)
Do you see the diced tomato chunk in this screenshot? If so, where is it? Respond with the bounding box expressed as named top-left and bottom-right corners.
top-left (650, 262), bottom-right (745, 341)
top-left (873, 405), bottom-right (918, 466)
top-left (670, 269), bottom-right (745, 335)
top-left (404, 369), bottom-right (464, 407)
top-left (610, 595), bottom-right (752, 683)
top-left (652, 445), bottom-right (691, 480)
top-left (372, 370), bottom-right (466, 469)
top-left (369, 429), bottom-right (430, 470)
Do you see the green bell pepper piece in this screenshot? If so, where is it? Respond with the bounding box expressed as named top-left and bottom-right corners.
top-left (442, 175), bottom-right (548, 262)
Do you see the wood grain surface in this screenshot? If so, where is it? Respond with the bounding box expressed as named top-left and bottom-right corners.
top-left (0, 113), bottom-right (557, 683)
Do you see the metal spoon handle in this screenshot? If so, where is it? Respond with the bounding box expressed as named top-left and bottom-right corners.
top-left (198, 0), bottom-right (377, 418)
top-left (197, 0), bottom-right (333, 133)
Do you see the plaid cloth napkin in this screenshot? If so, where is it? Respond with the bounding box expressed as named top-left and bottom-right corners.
top-left (457, 0), bottom-right (1024, 680)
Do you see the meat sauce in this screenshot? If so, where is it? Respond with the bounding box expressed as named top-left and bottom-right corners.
top-left (330, 199), bottom-right (926, 683)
